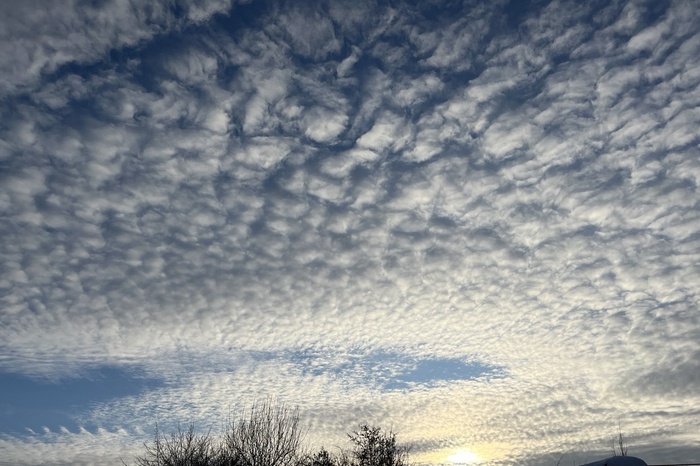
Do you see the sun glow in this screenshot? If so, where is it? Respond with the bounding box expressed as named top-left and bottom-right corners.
top-left (447, 449), bottom-right (480, 464)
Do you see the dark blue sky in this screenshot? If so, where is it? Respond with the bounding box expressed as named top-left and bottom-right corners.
top-left (0, 367), bottom-right (164, 434)
top-left (1, 0), bottom-right (699, 465)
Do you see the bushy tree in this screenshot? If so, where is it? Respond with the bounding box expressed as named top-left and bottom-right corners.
top-left (348, 425), bottom-right (410, 466)
top-left (305, 448), bottom-right (337, 466)
top-left (301, 446), bottom-right (355, 466)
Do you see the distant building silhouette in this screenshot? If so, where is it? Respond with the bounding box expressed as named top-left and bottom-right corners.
top-left (582, 457), bottom-right (647, 466)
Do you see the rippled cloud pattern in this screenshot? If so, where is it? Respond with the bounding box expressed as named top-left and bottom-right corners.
top-left (1, 0), bottom-right (699, 465)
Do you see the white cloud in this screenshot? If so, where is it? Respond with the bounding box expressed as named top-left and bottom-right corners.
top-left (274, 7), bottom-right (342, 61)
top-left (2, 1), bottom-right (700, 465)
top-left (0, 0), bottom-right (234, 97)
top-left (356, 112), bottom-right (411, 153)
top-left (302, 107), bottom-right (349, 143)
top-left (337, 46), bottom-right (363, 78)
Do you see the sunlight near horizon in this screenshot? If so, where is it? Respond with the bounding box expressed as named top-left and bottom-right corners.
top-left (447, 449), bottom-right (481, 464)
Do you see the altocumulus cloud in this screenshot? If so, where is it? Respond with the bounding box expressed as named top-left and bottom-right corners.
top-left (1, 0), bottom-right (700, 465)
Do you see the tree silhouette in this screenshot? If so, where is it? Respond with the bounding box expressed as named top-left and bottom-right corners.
top-left (222, 400), bottom-right (305, 466)
top-left (129, 402), bottom-right (411, 466)
top-left (348, 425), bottom-right (410, 466)
top-left (306, 448), bottom-right (338, 466)
top-left (611, 424), bottom-right (628, 457)
top-left (132, 423), bottom-right (222, 466)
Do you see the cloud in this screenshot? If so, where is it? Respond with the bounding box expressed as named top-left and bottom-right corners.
top-left (302, 107), bottom-right (349, 143)
top-left (0, 427), bottom-right (139, 466)
top-left (271, 3), bottom-right (342, 61)
top-left (0, 0), bottom-right (235, 97)
top-left (1, 0), bottom-right (700, 465)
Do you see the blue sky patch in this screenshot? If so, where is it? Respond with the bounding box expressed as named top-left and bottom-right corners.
top-left (287, 349), bottom-right (505, 390)
top-left (0, 366), bottom-right (163, 435)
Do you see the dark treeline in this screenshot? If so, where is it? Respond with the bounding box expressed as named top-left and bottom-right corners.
top-left (127, 400), bottom-right (411, 466)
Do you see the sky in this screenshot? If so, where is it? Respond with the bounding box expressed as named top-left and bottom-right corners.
top-left (1, 0), bottom-right (699, 465)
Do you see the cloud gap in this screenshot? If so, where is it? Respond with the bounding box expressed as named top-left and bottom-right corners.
top-left (285, 348), bottom-right (506, 391)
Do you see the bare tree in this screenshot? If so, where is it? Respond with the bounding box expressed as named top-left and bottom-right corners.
top-left (610, 423), bottom-right (628, 457)
top-left (222, 399), bottom-right (305, 466)
top-left (132, 423), bottom-right (222, 466)
top-left (129, 403), bottom-right (411, 466)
